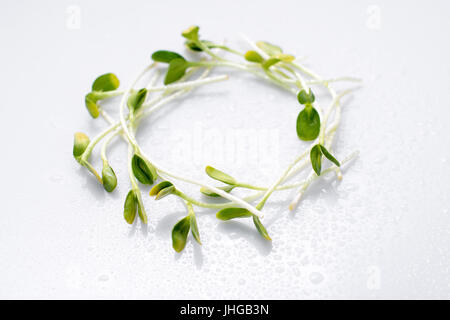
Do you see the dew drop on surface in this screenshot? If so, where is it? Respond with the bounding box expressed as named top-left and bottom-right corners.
top-left (309, 272), bottom-right (324, 284)
top-left (98, 274), bottom-right (109, 282)
top-left (49, 174), bottom-right (63, 183)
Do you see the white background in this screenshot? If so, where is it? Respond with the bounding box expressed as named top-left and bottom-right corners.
top-left (0, 0), bottom-right (449, 299)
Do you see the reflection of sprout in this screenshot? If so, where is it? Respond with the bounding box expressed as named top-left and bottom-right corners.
top-left (73, 25), bottom-right (360, 253)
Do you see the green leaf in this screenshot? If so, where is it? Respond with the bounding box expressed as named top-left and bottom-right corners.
top-left (310, 144), bottom-right (323, 176)
top-left (172, 215), bottom-right (191, 252)
top-left (79, 159), bottom-right (102, 184)
top-left (216, 208), bottom-right (252, 221)
top-left (256, 41), bottom-right (283, 56)
top-left (275, 53), bottom-right (295, 62)
top-left (296, 105), bottom-right (320, 141)
top-left (123, 190), bottom-right (137, 224)
top-left (155, 185), bottom-right (175, 200)
top-left (102, 163), bottom-right (117, 192)
top-left (262, 58), bottom-right (280, 69)
top-left (151, 50), bottom-right (185, 63)
top-left (85, 94), bottom-right (100, 118)
top-left (185, 40), bottom-right (215, 52)
top-left (127, 88), bottom-right (147, 113)
top-left (244, 50), bottom-right (264, 63)
top-left (253, 215), bottom-right (271, 241)
top-left (149, 181), bottom-right (173, 196)
top-left (136, 192), bottom-right (148, 224)
top-left (149, 181), bottom-right (175, 200)
top-left (319, 145), bottom-right (340, 167)
top-left (297, 89), bottom-right (315, 105)
top-left (164, 58), bottom-right (189, 85)
top-left (200, 185), bottom-right (235, 197)
top-left (181, 25), bottom-right (199, 41)
top-left (73, 132), bottom-right (90, 158)
top-left (131, 154), bottom-right (157, 185)
top-left (137, 203), bottom-right (146, 224)
top-left (189, 212), bottom-right (201, 245)
top-left (205, 166), bottom-right (236, 185)
top-left (92, 73), bottom-right (120, 92)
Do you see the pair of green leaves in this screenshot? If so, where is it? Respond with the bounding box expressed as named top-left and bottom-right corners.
top-left (151, 26), bottom-right (204, 85)
top-left (216, 208), bottom-right (271, 241)
top-left (244, 50), bottom-right (294, 70)
top-left (181, 25), bottom-right (216, 52)
top-left (73, 133), bottom-right (102, 184)
top-left (200, 166), bottom-right (237, 197)
top-left (149, 181), bottom-right (176, 200)
top-left (310, 144), bottom-right (340, 176)
top-left (296, 89), bottom-right (321, 141)
top-left (172, 211), bottom-right (201, 252)
top-left (73, 133), bottom-right (117, 192)
top-left (151, 50), bottom-right (190, 85)
top-left (131, 154), bottom-right (157, 185)
top-left (245, 40), bottom-right (294, 69)
top-left (124, 189), bottom-right (147, 224)
top-left (127, 88), bottom-right (147, 114)
top-left (185, 40), bottom-right (216, 52)
top-left (85, 73), bottom-right (120, 118)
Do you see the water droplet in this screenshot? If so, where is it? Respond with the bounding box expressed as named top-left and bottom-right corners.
top-left (98, 274), bottom-right (109, 282)
top-left (309, 272), bottom-right (324, 284)
top-left (50, 174), bottom-right (63, 183)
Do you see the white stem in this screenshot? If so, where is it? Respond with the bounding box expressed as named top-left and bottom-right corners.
top-left (147, 75), bottom-right (228, 92)
top-left (288, 151), bottom-right (359, 210)
top-left (118, 63), bottom-right (156, 147)
top-left (146, 159), bottom-right (264, 218)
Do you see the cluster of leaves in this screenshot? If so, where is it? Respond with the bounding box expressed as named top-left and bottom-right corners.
top-left (75, 74), bottom-right (158, 226)
top-left (74, 74), bottom-right (121, 187)
top-left (295, 90), bottom-right (340, 175)
top-left (201, 166), bottom-right (271, 241)
top-left (74, 25), bottom-right (346, 254)
top-left (310, 144), bottom-right (340, 176)
top-left (84, 73), bottom-right (121, 118)
top-left (150, 26), bottom-right (205, 85)
top-left (244, 45), bottom-right (295, 70)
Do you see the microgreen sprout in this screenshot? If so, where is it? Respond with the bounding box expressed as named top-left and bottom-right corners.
top-left (170, 200), bottom-right (202, 252)
top-left (73, 132), bottom-right (90, 158)
top-left (296, 89), bottom-right (321, 141)
top-left (131, 153), bottom-right (157, 185)
top-left (102, 163), bottom-right (117, 192)
top-left (85, 73), bottom-right (122, 118)
top-left (73, 25), bottom-right (360, 253)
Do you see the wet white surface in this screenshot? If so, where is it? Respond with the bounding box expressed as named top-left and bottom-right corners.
top-left (0, 0), bottom-right (449, 299)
